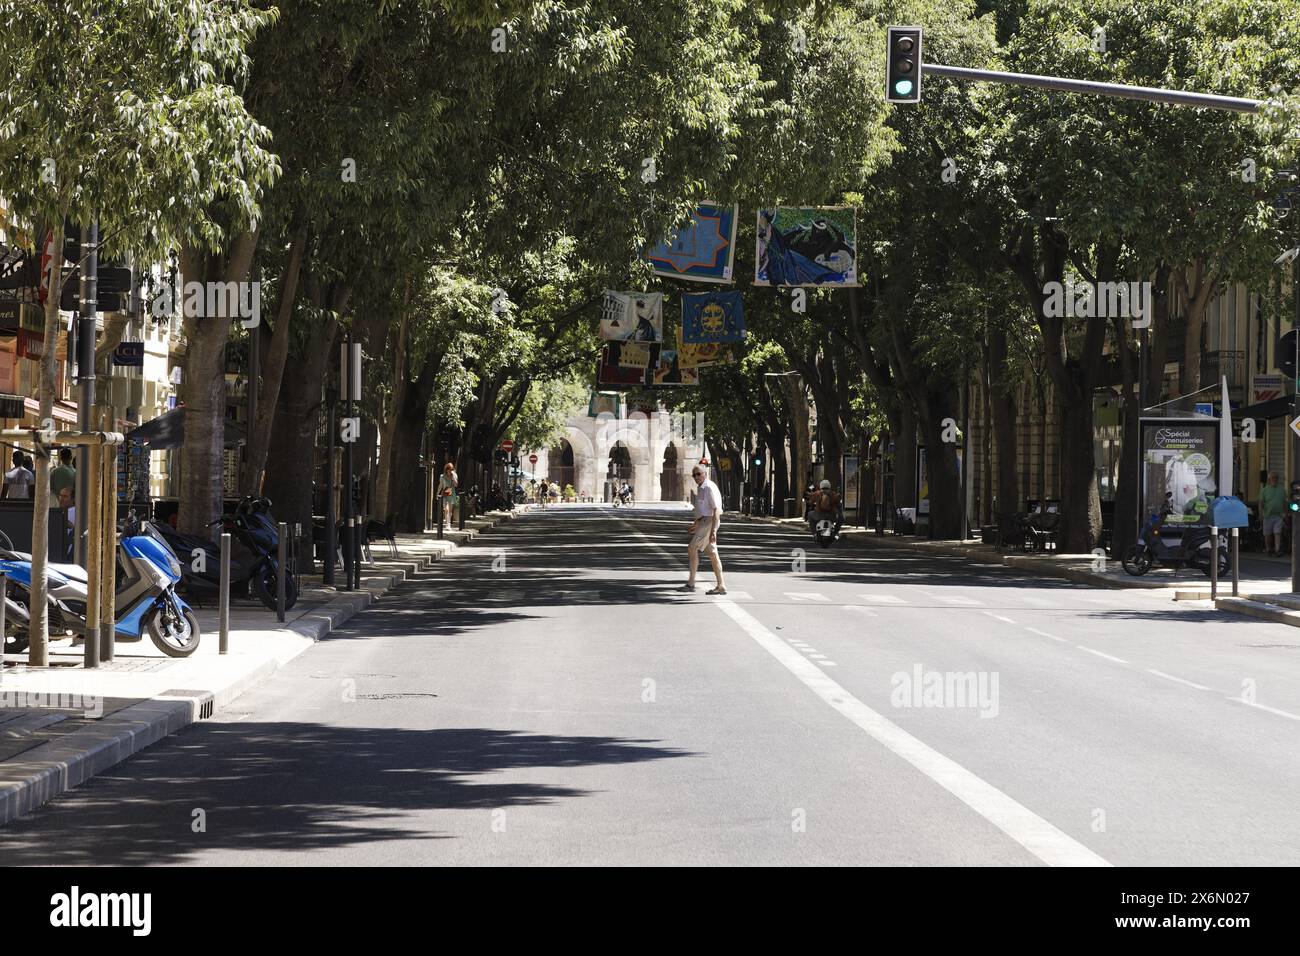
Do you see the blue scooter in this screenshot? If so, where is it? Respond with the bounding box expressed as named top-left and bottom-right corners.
top-left (0, 515), bottom-right (200, 658)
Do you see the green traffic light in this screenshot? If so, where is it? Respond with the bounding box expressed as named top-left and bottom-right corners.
top-left (894, 79), bottom-right (914, 97)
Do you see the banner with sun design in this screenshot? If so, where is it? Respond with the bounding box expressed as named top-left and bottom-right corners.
top-left (681, 290), bottom-right (745, 344)
top-left (645, 203), bottom-right (738, 284)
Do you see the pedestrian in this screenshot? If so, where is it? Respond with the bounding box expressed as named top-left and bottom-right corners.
top-left (1259, 470), bottom-right (1287, 556)
top-left (58, 485), bottom-right (75, 560)
top-left (681, 463), bottom-right (726, 594)
top-left (538, 478), bottom-right (549, 508)
top-left (50, 447), bottom-right (76, 498)
top-left (438, 461), bottom-right (458, 526)
top-left (2, 449), bottom-right (33, 500)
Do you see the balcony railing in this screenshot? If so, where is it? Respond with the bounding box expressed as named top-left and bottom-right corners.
top-left (1202, 350), bottom-right (1245, 390)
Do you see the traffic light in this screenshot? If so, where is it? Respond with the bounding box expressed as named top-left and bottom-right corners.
top-left (1281, 329), bottom-right (1300, 380)
top-left (885, 26), bottom-right (923, 104)
top-left (753, 455), bottom-right (763, 468)
top-left (1290, 481), bottom-right (1300, 514)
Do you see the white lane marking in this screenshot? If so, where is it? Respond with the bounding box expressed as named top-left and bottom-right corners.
top-left (1227, 698), bottom-right (1300, 722)
top-left (1025, 628), bottom-right (1069, 643)
top-left (982, 612), bottom-right (1016, 624)
top-left (1077, 646), bottom-right (1128, 664)
top-left (843, 605), bottom-right (879, 616)
top-left (713, 599), bottom-right (1110, 867)
top-left (860, 594), bottom-right (905, 604)
top-left (818, 661), bottom-right (838, 667)
top-left (786, 592), bottom-right (830, 602)
top-left (1147, 669), bottom-right (1211, 692)
top-left (935, 594), bottom-right (982, 606)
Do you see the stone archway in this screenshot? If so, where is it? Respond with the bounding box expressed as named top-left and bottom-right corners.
top-left (548, 438), bottom-right (576, 494)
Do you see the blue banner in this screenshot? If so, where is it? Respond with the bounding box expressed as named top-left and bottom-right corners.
top-left (681, 291), bottom-right (745, 344)
top-left (755, 206), bottom-right (858, 287)
top-left (645, 204), bottom-right (738, 284)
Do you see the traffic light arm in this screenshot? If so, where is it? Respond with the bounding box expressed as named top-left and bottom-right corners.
top-left (921, 62), bottom-right (1266, 114)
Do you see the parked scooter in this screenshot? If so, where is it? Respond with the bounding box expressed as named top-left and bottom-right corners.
top-left (0, 514), bottom-right (200, 657)
top-left (1122, 494), bottom-right (1228, 577)
top-left (155, 496), bottom-right (297, 611)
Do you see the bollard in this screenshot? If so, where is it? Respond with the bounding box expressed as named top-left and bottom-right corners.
top-left (437, 495), bottom-right (444, 540)
top-left (1209, 524), bottom-right (1218, 601)
top-left (100, 407), bottom-right (117, 662)
top-left (83, 439), bottom-right (102, 669)
top-left (459, 495), bottom-right (466, 531)
top-left (219, 533), bottom-right (231, 654)
top-left (1231, 527), bottom-right (1239, 597)
top-left (277, 521), bottom-right (287, 623)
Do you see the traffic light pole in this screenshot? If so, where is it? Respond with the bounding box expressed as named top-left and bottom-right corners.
top-left (1293, 217), bottom-right (1300, 593)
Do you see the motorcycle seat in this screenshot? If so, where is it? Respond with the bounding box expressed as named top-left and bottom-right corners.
top-left (49, 562), bottom-right (88, 582)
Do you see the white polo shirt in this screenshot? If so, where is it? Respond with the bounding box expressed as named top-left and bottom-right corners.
top-left (694, 478), bottom-right (722, 519)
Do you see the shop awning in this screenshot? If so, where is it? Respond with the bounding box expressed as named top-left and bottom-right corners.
top-left (1235, 396), bottom-right (1292, 421)
top-left (127, 407), bottom-right (246, 450)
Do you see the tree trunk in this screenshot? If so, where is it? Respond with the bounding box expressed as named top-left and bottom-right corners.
top-left (1058, 396), bottom-right (1101, 552)
top-left (262, 317), bottom-right (337, 538)
top-left (242, 223), bottom-right (307, 495)
top-left (178, 230), bottom-right (259, 536)
top-left (987, 325), bottom-right (1019, 539)
top-left (895, 403), bottom-right (917, 510)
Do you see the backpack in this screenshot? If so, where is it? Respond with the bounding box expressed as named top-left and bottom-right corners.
top-left (816, 491), bottom-right (837, 514)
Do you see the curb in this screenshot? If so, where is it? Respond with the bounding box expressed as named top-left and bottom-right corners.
top-left (0, 508), bottom-right (518, 827)
top-left (1214, 596), bottom-right (1300, 627)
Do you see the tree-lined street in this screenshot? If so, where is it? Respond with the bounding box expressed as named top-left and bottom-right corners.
top-left (5, 504), bottom-right (1299, 866)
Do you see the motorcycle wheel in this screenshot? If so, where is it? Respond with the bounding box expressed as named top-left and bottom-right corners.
top-left (147, 605), bottom-right (201, 658)
top-left (1122, 546), bottom-right (1152, 576)
top-left (253, 567), bottom-right (299, 612)
top-left (3, 591), bottom-right (30, 654)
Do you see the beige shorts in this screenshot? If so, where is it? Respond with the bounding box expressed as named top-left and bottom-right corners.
top-left (690, 520), bottom-right (719, 555)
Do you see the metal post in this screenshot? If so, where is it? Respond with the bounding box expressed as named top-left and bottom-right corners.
top-left (437, 489), bottom-right (444, 539)
top-left (83, 438), bottom-right (102, 669)
top-left (325, 389), bottom-right (337, 586)
top-left (248, 317), bottom-right (259, 480)
top-left (277, 520), bottom-right (287, 623)
top-left (1231, 527), bottom-right (1240, 597)
top-left (459, 493), bottom-right (466, 531)
top-left (1, 571), bottom-right (6, 674)
top-left (75, 221), bottom-right (99, 566)
top-left (99, 407), bottom-right (116, 662)
top-left (1293, 225), bottom-right (1300, 594)
top-left (1210, 524), bottom-right (1219, 601)
top-left (341, 342), bottom-right (354, 592)
top-left (219, 532), bottom-right (231, 654)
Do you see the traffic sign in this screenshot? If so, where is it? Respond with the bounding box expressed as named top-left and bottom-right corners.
top-left (501, 439), bottom-right (515, 452)
top-left (529, 453), bottom-right (538, 464)
top-left (1290, 414), bottom-right (1300, 440)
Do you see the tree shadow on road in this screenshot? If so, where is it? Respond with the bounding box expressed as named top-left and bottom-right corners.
top-left (0, 724), bottom-right (695, 864)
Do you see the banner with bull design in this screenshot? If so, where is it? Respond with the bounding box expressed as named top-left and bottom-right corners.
top-left (754, 206), bottom-right (857, 287)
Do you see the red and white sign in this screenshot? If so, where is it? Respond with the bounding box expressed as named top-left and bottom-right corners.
top-left (1253, 374), bottom-right (1284, 404)
top-left (500, 439), bottom-right (515, 452)
top-left (528, 453), bottom-right (538, 465)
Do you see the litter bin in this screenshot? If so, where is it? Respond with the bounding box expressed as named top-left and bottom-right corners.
top-left (784, 497), bottom-right (797, 518)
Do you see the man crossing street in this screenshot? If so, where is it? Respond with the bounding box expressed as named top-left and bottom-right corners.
top-left (681, 464), bottom-right (726, 595)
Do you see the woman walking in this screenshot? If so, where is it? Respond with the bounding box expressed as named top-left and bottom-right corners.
top-left (438, 462), bottom-right (459, 526)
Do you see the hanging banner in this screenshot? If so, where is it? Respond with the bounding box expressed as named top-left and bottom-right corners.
top-left (645, 203), bottom-right (738, 284)
top-left (588, 391), bottom-right (620, 417)
top-left (681, 290), bottom-right (745, 344)
top-left (1140, 418), bottom-right (1219, 527)
top-left (617, 342), bottom-right (653, 368)
top-left (600, 291), bottom-right (663, 342)
top-left (755, 206), bottom-right (858, 287)
top-left (597, 343), bottom-right (653, 387)
top-left (651, 345), bottom-right (699, 386)
top-left (675, 327), bottom-right (733, 368)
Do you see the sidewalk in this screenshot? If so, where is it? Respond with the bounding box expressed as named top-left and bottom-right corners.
top-left (0, 507), bottom-right (525, 826)
top-left (731, 511), bottom-right (1300, 628)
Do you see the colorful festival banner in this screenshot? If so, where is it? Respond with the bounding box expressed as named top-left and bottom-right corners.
top-left (597, 343), bottom-right (653, 387)
top-left (617, 342), bottom-right (653, 368)
top-left (651, 346), bottom-right (700, 386)
top-left (754, 206), bottom-right (858, 287)
top-left (675, 327), bottom-right (733, 368)
top-left (681, 290), bottom-right (745, 344)
top-left (645, 203), bottom-right (739, 284)
top-left (588, 391), bottom-right (620, 417)
top-left (600, 291), bottom-right (663, 342)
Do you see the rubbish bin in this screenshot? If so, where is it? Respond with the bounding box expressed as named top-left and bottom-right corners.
top-left (784, 497), bottom-right (797, 518)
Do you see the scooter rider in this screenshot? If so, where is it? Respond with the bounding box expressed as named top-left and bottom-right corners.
top-left (807, 479), bottom-right (844, 535)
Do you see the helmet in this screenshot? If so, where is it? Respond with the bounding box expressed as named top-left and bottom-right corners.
top-left (819, 480), bottom-right (831, 490)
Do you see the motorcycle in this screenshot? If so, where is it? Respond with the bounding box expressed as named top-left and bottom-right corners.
top-left (1122, 502), bottom-right (1227, 578)
top-left (811, 516), bottom-right (840, 548)
top-left (155, 496), bottom-right (298, 611)
top-left (0, 516), bottom-right (200, 658)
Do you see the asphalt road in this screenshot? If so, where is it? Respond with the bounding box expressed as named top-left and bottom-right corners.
top-left (3, 504), bottom-right (1300, 866)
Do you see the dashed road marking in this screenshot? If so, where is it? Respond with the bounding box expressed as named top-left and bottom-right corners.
top-left (982, 612), bottom-right (1016, 624)
top-left (1228, 697), bottom-right (1300, 722)
top-left (1078, 646), bottom-right (1128, 664)
top-left (713, 599), bottom-right (1110, 867)
top-left (1025, 628), bottom-right (1069, 643)
top-left (1147, 669), bottom-right (1211, 691)
top-left (859, 594), bottom-right (905, 604)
